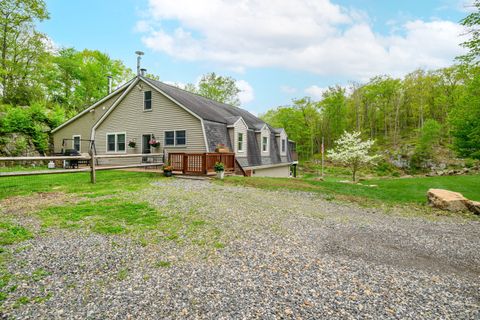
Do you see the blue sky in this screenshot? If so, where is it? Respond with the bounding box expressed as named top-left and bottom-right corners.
top-left (39, 0), bottom-right (470, 115)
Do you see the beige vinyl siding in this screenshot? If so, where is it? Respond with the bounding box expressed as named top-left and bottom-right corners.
top-left (233, 119), bottom-right (248, 157)
top-left (253, 164), bottom-right (290, 177)
top-left (276, 130), bottom-right (288, 156)
top-left (52, 93), bottom-right (122, 154)
top-left (95, 80), bottom-right (206, 165)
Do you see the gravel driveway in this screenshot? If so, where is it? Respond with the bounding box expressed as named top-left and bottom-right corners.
top-left (2, 178), bottom-right (479, 319)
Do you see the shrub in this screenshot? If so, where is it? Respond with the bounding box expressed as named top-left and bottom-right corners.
top-left (214, 162), bottom-right (225, 172)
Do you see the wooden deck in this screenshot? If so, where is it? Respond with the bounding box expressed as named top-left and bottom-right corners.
top-left (168, 152), bottom-right (235, 175)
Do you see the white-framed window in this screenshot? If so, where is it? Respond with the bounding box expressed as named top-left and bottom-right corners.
top-left (72, 135), bottom-right (81, 152)
top-left (164, 130), bottom-right (186, 146)
top-left (262, 136), bottom-right (268, 152)
top-left (106, 132), bottom-right (126, 152)
top-left (176, 130), bottom-right (186, 145)
top-left (144, 91), bottom-right (152, 110)
top-left (237, 132), bottom-right (244, 152)
top-left (281, 139), bottom-right (286, 153)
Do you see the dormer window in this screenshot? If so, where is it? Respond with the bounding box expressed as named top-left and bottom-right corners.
top-left (281, 139), bottom-right (286, 153)
top-left (262, 136), bottom-right (268, 152)
top-left (144, 91), bottom-right (152, 110)
top-left (237, 132), bottom-right (244, 152)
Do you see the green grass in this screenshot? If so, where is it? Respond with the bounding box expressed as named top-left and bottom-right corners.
top-left (0, 222), bottom-right (33, 246)
top-left (0, 170), bottom-right (160, 200)
top-left (220, 174), bottom-right (480, 205)
top-left (37, 198), bottom-right (168, 234)
top-left (116, 268), bottom-right (129, 281)
top-left (0, 165), bottom-right (48, 172)
top-left (154, 260), bottom-right (172, 268)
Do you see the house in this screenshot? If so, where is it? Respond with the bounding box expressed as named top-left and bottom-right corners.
top-left (51, 74), bottom-right (298, 177)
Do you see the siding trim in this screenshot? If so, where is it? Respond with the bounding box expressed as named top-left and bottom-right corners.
top-left (244, 162), bottom-right (292, 170)
top-left (139, 76), bottom-right (209, 150)
top-left (51, 79), bottom-right (134, 133)
top-left (227, 117), bottom-right (248, 129)
top-left (91, 78), bottom-right (140, 140)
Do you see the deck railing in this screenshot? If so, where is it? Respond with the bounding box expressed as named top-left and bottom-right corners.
top-left (168, 152), bottom-right (235, 175)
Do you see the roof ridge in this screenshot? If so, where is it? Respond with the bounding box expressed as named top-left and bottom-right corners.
top-left (140, 75), bottom-right (266, 128)
top-left (142, 77), bottom-right (235, 109)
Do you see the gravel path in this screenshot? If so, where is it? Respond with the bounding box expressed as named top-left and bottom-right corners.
top-left (2, 178), bottom-right (479, 319)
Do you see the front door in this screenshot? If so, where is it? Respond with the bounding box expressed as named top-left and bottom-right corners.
top-left (142, 134), bottom-right (151, 162)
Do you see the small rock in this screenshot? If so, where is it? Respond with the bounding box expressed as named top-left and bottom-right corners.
top-left (465, 200), bottom-right (480, 215)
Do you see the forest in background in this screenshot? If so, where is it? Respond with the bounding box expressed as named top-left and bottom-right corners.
top-left (261, 64), bottom-right (480, 168)
top-left (1, 0), bottom-right (480, 172)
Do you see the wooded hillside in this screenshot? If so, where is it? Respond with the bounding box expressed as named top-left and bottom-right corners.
top-left (1, 0), bottom-right (479, 170)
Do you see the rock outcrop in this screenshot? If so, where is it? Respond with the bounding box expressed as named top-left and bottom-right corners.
top-left (427, 189), bottom-right (480, 215)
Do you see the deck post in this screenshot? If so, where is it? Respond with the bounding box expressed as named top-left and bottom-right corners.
top-left (89, 150), bottom-right (96, 184)
top-left (182, 154), bottom-right (187, 174)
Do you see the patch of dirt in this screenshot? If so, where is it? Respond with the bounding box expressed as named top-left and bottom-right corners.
top-left (0, 192), bottom-right (79, 215)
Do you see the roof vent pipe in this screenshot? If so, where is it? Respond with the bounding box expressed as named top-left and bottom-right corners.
top-left (140, 68), bottom-right (147, 77)
top-left (107, 75), bottom-right (112, 94)
top-left (135, 50), bottom-right (144, 75)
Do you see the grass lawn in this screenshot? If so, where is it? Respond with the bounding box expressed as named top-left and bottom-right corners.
top-left (0, 170), bottom-right (220, 242)
top-left (0, 170), bottom-right (222, 304)
top-left (220, 174), bottom-right (480, 205)
top-left (0, 170), bottom-right (159, 200)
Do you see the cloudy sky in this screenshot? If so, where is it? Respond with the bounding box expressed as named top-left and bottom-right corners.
top-left (40, 0), bottom-right (472, 114)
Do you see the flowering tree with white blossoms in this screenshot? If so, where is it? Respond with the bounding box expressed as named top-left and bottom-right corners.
top-left (328, 131), bottom-right (380, 182)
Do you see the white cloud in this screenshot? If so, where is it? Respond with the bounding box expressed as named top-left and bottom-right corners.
top-left (164, 80), bottom-right (187, 89)
top-left (281, 85), bottom-right (297, 94)
top-left (139, 0), bottom-right (467, 80)
top-left (305, 85), bottom-right (328, 100)
top-left (134, 20), bottom-right (152, 33)
top-left (236, 80), bottom-right (254, 105)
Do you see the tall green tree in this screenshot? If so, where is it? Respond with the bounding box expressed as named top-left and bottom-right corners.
top-left (449, 66), bottom-right (480, 159)
top-left (184, 72), bottom-right (241, 106)
top-left (46, 48), bottom-right (134, 112)
top-left (449, 1), bottom-right (480, 159)
top-left (319, 85), bottom-right (347, 147)
top-left (411, 119), bottom-right (442, 168)
top-left (0, 0), bottom-right (50, 105)
top-left (458, 0), bottom-right (480, 64)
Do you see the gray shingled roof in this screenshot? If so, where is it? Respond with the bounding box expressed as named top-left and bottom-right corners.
top-left (142, 76), bottom-right (295, 168)
top-left (142, 76), bottom-right (265, 129)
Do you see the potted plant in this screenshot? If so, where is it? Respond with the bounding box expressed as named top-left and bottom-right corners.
top-left (214, 162), bottom-right (225, 179)
top-left (163, 164), bottom-right (174, 177)
top-left (128, 139), bottom-right (136, 148)
top-left (149, 138), bottom-right (160, 148)
top-left (215, 143), bottom-right (229, 153)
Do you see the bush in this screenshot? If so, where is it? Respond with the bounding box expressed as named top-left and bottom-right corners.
top-left (464, 158), bottom-right (479, 168)
top-left (0, 102), bottom-right (62, 154)
top-left (411, 119), bottom-right (442, 169)
top-left (375, 160), bottom-right (395, 176)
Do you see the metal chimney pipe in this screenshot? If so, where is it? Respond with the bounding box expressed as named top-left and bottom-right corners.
top-left (135, 51), bottom-right (144, 75)
top-left (140, 68), bottom-right (147, 77)
top-left (107, 75), bottom-right (112, 94)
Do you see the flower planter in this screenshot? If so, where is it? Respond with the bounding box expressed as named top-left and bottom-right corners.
top-left (216, 171), bottom-right (225, 179)
top-left (163, 170), bottom-right (173, 177)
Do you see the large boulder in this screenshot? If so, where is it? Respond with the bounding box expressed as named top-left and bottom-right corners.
top-left (427, 189), bottom-right (480, 215)
top-left (427, 189), bottom-right (469, 212)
